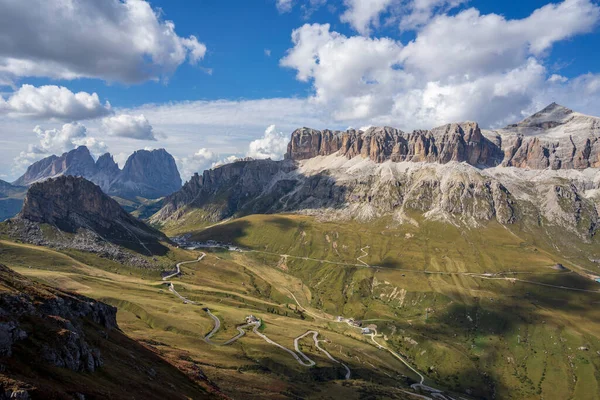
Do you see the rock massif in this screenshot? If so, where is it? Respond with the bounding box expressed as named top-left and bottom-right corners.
top-left (286, 103), bottom-right (600, 170)
top-left (109, 149), bottom-right (182, 199)
top-left (0, 264), bottom-right (218, 399)
top-left (286, 122), bottom-right (504, 167)
top-left (13, 147), bottom-right (182, 200)
top-left (9, 176), bottom-right (169, 260)
top-left (153, 104), bottom-right (600, 241)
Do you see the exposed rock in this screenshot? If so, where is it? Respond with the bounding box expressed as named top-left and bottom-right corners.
top-left (0, 264), bottom-right (116, 373)
top-left (0, 265), bottom-right (219, 399)
top-left (9, 176), bottom-right (169, 262)
top-left (12, 147), bottom-right (182, 201)
top-left (286, 123), bottom-right (504, 167)
top-left (286, 104), bottom-right (600, 172)
top-left (108, 149), bottom-right (182, 199)
top-left (13, 146), bottom-right (96, 187)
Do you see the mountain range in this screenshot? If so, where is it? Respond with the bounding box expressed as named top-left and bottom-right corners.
top-left (0, 146), bottom-right (182, 222)
top-left (152, 103), bottom-right (600, 243)
top-left (13, 146), bottom-right (182, 200)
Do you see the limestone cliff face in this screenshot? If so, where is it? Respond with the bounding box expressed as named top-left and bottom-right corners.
top-left (152, 104), bottom-right (600, 239)
top-left (286, 104), bottom-right (600, 171)
top-left (153, 159), bottom-right (296, 223)
top-left (286, 122), bottom-right (504, 167)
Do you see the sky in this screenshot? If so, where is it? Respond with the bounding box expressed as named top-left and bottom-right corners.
top-left (1, 0), bottom-right (599, 182)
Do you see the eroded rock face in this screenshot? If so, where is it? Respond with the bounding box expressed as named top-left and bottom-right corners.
top-left (11, 176), bottom-right (169, 262)
top-left (13, 147), bottom-right (182, 200)
top-left (153, 103), bottom-right (600, 239)
top-left (286, 104), bottom-right (600, 172)
top-left (0, 264), bottom-right (117, 373)
top-left (286, 123), bottom-right (504, 167)
top-left (109, 149), bottom-right (182, 199)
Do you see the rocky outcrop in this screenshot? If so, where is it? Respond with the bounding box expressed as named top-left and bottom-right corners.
top-left (13, 147), bottom-right (182, 200)
top-left (11, 176), bottom-right (169, 259)
top-left (0, 265), bottom-right (219, 399)
top-left (286, 104), bottom-right (600, 172)
top-left (0, 264), bottom-right (117, 373)
top-left (93, 153), bottom-right (121, 192)
top-left (152, 103), bottom-right (600, 239)
top-left (109, 149), bottom-right (182, 199)
top-left (152, 158), bottom-right (296, 224)
top-left (286, 123), bottom-right (504, 167)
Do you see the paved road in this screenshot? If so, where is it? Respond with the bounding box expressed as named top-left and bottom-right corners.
top-left (296, 331), bottom-right (352, 379)
top-left (162, 253), bottom-right (206, 281)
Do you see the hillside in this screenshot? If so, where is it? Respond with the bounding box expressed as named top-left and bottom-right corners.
top-left (4, 176), bottom-right (171, 267)
top-left (0, 263), bottom-right (220, 399)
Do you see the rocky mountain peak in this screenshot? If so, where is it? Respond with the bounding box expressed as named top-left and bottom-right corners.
top-left (507, 102), bottom-right (574, 131)
top-left (109, 148), bottom-right (182, 199)
top-left (15, 175), bottom-right (168, 255)
top-left (13, 147), bottom-right (183, 202)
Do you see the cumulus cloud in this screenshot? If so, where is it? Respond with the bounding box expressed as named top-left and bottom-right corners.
top-left (399, 0), bottom-right (468, 31)
top-left (340, 0), bottom-right (394, 35)
top-left (176, 147), bottom-right (219, 180)
top-left (14, 122), bottom-right (107, 170)
top-left (0, 0), bottom-right (207, 85)
top-left (281, 23), bottom-right (408, 120)
top-left (0, 85), bottom-right (112, 120)
top-left (247, 125), bottom-right (289, 160)
top-left (102, 114), bottom-right (156, 140)
top-left (282, 0), bottom-right (600, 128)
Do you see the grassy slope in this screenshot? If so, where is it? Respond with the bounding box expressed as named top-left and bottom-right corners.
top-left (0, 263), bottom-right (219, 400)
top-left (188, 214), bottom-right (600, 400)
top-left (2, 212), bottom-right (600, 399)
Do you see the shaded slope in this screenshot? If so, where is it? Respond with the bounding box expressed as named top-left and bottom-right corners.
top-left (0, 264), bottom-right (221, 399)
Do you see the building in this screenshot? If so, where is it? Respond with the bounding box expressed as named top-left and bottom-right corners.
top-left (246, 315), bottom-right (259, 323)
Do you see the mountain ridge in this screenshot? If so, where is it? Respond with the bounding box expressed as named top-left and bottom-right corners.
top-left (152, 104), bottom-right (600, 242)
top-left (13, 146), bottom-right (182, 200)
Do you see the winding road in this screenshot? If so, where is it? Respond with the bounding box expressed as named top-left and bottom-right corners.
top-left (163, 252), bottom-right (352, 378)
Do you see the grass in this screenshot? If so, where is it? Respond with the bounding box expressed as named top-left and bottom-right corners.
top-left (2, 212), bottom-right (600, 399)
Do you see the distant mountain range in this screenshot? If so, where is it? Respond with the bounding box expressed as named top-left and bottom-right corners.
top-left (0, 146), bottom-right (183, 222)
top-left (0, 179), bottom-right (27, 222)
top-left (152, 103), bottom-right (600, 244)
top-left (13, 146), bottom-right (182, 200)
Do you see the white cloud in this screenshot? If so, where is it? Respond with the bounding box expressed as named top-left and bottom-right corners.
top-left (282, 0), bottom-right (600, 128)
top-left (400, 1), bottom-right (600, 82)
top-left (176, 147), bottom-right (220, 179)
top-left (247, 125), bottom-right (289, 160)
top-left (0, 0), bottom-right (207, 85)
top-left (0, 85), bottom-right (112, 120)
top-left (548, 74), bottom-right (568, 84)
top-left (277, 0), bottom-right (295, 13)
top-left (265, 49), bottom-right (272, 57)
top-left (340, 0), bottom-right (394, 35)
top-left (399, 0), bottom-right (467, 31)
top-left (14, 122), bottom-right (107, 170)
top-left (281, 23), bottom-right (408, 120)
top-left (102, 114), bottom-right (156, 141)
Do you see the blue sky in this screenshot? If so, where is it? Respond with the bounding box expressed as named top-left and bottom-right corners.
top-left (1, 0), bottom-right (599, 181)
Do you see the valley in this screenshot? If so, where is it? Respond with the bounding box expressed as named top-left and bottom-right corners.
top-left (2, 211), bottom-right (599, 399)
